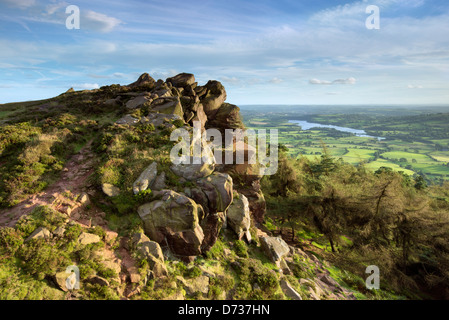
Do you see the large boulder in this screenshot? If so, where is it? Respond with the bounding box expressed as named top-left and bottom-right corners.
top-left (207, 103), bottom-right (244, 133)
top-left (259, 236), bottom-right (290, 267)
top-left (190, 103), bottom-right (207, 129)
top-left (170, 156), bottom-right (215, 181)
top-left (135, 237), bottom-right (168, 278)
top-left (196, 172), bottom-right (233, 213)
top-left (170, 136), bottom-right (216, 181)
top-left (201, 80), bottom-right (227, 118)
top-left (133, 162), bottom-right (158, 195)
top-left (128, 73), bottom-right (156, 89)
top-left (141, 112), bottom-right (182, 128)
top-left (102, 183), bottom-right (120, 197)
top-left (200, 212), bottom-right (225, 252)
top-left (151, 172), bottom-right (166, 191)
top-left (138, 190), bottom-right (205, 257)
top-left (126, 95), bottom-right (152, 110)
top-left (150, 97), bottom-right (183, 118)
top-left (167, 73), bottom-right (196, 88)
top-left (227, 194), bottom-right (251, 242)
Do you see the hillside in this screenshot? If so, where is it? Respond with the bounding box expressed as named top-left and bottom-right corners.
top-left (0, 73), bottom-right (375, 301)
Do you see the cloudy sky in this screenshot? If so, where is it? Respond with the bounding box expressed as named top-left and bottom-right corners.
top-left (0, 0), bottom-right (448, 105)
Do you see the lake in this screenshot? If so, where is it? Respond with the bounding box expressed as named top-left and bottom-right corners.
top-left (288, 120), bottom-right (385, 140)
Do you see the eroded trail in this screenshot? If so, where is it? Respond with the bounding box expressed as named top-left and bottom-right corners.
top-left (0, 140), bottom-right (96, 227)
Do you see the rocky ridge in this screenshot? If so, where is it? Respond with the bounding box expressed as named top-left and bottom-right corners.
top-left (0, 72), bottom-right (357, 300)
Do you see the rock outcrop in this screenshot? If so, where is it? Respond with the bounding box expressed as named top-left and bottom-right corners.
top-left (259, 236), bottom-right (290, 267)
top-left (133, 162), bottom-right (158, 194)
top-left (226, 194), bottom-right (251, 242)
top-left (138, 190), bottom-right (205, 258)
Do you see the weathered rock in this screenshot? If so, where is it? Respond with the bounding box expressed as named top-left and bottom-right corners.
top-left (78, 232), bottom-right (101, 245)
top-left (170, 156), bottom-right (215, 181)
top-left (300, 279), bottom-right (325, 300)
top-left (194, 85), bottom-right (208, 98)
top-left (190, 187), bottom-right (209, 215)
top-left (54, 270), bottom-right (79, 292)
top-left (116, 114), bottom-right (139, 126)
top-left (25, 227), bottom-right (51, 242)
top-left (280, 279), bottom-right (302, 300)
top-left (128, 73), bottom-right (156, 89)
top-left (127, 267), bottom-right (141, 283)
top-left (318, 273), bottom-right (342, 292)
top-left (53, 227), bottom-right (66, 237)
top-left (200, 212), bottom-right (225, 252)
top-left (259, 236), bottom-right (290, 266)
top-left (178, 275), bottom-right (210, 296)
top-left (105, 96), bottom-right (121, 107)
top-left (131, 232), bottom-right (151, 247)
top-left (87, 275), bottom-right (110, 287)
top-left (102, 183), bottom-right (120, 197)
top-left (137, 240), bottom-right (168, 277)
top-left (105, 230), bottom-right (118, 243)
top-left (280, 258), bottom-right (292, 275)
top-left (77, 192), bottom-right (90, 205)
top-left (151, 97), bottom-right (183, 118)
top-left (167, 73), bottom-right (196, 88)
top-left (141, 112), bottom-right (182, 128)
top-left (137, 240), bottom-right (165, 261)
top-left (190, 103), bottom-right (207, 129)
top-left (126, 95), bottom-right (152, 110)
top-left (151, 172), bottom-right (166, 191)
top-left (207, 103), bottom-right (244, 133)
top-left (201, 80), bottom-right (227, 117)
top-left (133, 162), bottom-right (158, 195)
top-left (227, 194), bottom-right (251, 242)
top-left (196, 172), bottom-right (233, 213)
top-left (138, 190), bottom-right (205, 257)
top-left (239, 186), bottom-right (266, 223)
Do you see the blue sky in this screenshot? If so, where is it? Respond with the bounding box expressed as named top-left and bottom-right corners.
top-left (0, 0), bottom-right (448, 105)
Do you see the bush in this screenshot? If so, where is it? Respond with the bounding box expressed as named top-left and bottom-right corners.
top-left (18, 239), bottom-right (71, 280)
top-left (233, 240), bottom-right (248, 258)
top-left (184, 266), bottom-right (202, 279)
top-left (173, 119), bottom-right (185, 128)
top-left (0, 227), bottom-right (23, 255)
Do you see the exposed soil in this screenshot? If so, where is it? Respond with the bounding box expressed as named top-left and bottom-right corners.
top-left (0, 139), bottom-right (140, 299)
top-left (0, 140), bottom-right (96, 227)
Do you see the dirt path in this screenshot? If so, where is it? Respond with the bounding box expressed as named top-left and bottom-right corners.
top-left (0, 140), bottom-right (141, 299)
top-left (0, 140), bottom-right (96, 227)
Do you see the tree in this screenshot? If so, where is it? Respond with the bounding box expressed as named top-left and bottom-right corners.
top-left (414, 175), bottom-right (427, 190)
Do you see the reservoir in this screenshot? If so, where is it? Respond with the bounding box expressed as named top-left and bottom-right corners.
top-left (288, 120), bottom-right (385, 140)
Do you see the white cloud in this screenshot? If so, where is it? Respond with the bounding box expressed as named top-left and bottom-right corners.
top-left (45, 2), bottom-right (68, 15)
top-left (309, 78), bottom-right (356, 85)
top-left (269, 77), bottom-right (283, 84)
top-left (83, 10), bottom-right (122, 33)
top-left (407, 84), bottom-right (424, 89)
top-left (0, 0), bottom-right (35, 9)
top-left (220, 76), bottom-right (241, 85)
top-left (75, 83), bottom-right (100, 90)
top-left (309, 79), bottom-right (332, 85)
top-left (333, 77), bottom-right (357, 85)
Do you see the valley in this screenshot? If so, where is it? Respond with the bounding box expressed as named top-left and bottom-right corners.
top-left (241, 105), bottom-right (449, 183)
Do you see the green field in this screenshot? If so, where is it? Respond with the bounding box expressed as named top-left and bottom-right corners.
top-left (241, 105), bottom-right (449, 183)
